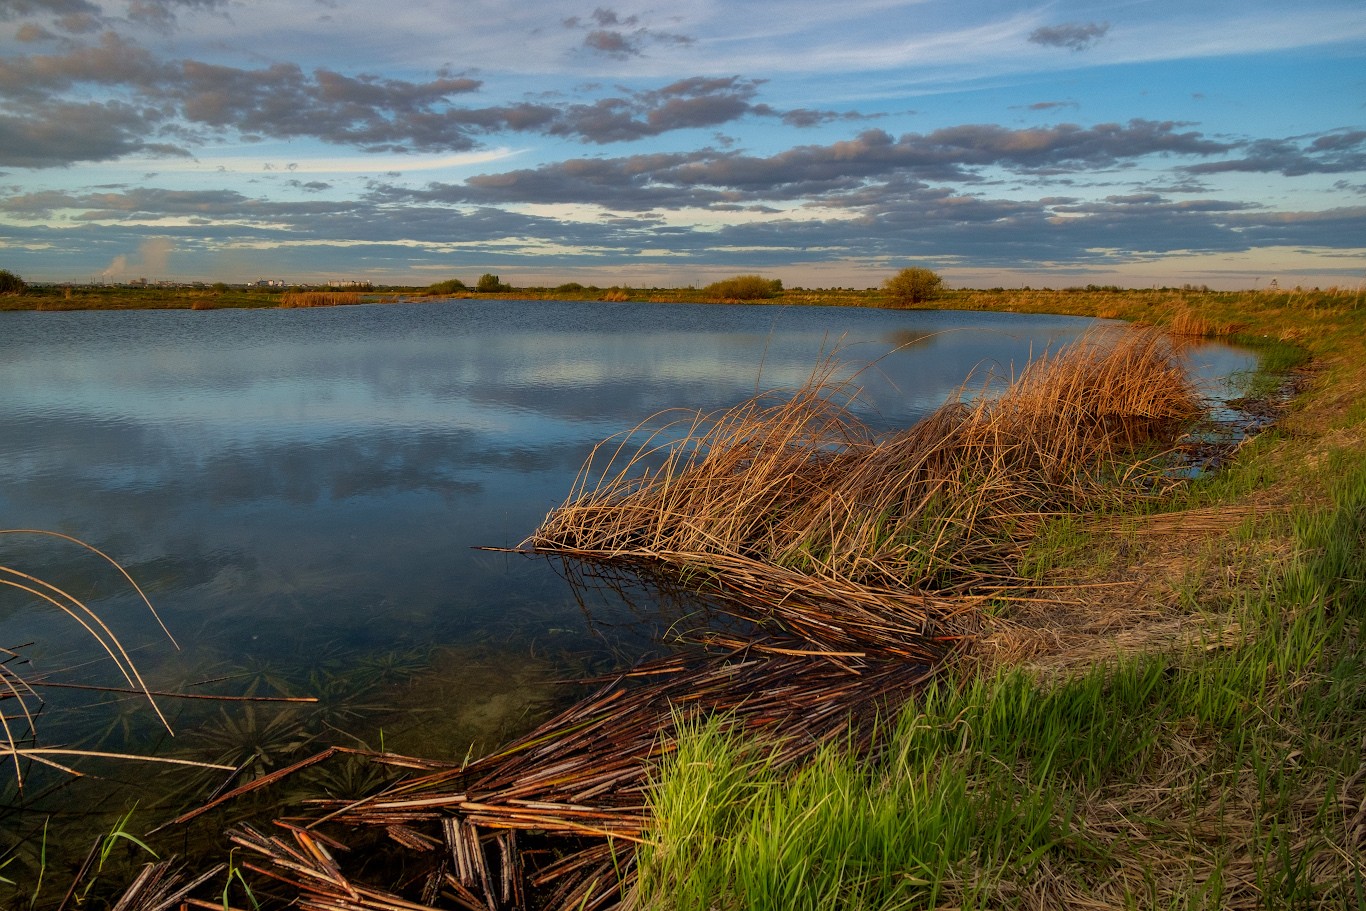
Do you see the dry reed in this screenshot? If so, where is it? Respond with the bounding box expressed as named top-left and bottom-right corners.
top-left (1167, 306), bottom-right (1238, 338)
top-left (529, 327), bottom-right (1200, 623)
top-left (279, 291), bottom-right (362, 308)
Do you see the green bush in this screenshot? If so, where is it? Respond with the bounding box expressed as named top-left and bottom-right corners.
top-left (428, 278), bottom-right (467, 295)
top-left (0, 269), bottom-right (26, 295)
top-left (702, 275), bottom-right (782, 300)
top-left (476, 273), bottom-right (511, 293)
top-left (883, 267), bottom-right (943, 305)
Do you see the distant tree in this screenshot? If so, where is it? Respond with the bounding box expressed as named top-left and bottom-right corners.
top-left (476, 273), bottom-right (511, 293)
top-left (0, 269), bottom-right (26, 295)
top-left (555, 282), bottom-right (586, 293)
top-left (882, 267), bottom-right (942, 305)
top-left (702, 274), bottom-right (782, 301)
top-left (428, 278), bottom-right (467, 295)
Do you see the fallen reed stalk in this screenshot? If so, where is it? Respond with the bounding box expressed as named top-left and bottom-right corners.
top-left (216, 641), bottom-right (936, 910)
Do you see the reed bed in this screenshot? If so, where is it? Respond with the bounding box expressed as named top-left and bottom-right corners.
top-left (279, 291), bottom-right (362, 308)
top-left (529, 326), bottom-right (1200, 610)
top-left (1163, 305), bottom-right (1245, 340)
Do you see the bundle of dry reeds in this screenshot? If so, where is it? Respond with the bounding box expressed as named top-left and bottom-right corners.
top-left (529, 326), bottom-right (1199, 611)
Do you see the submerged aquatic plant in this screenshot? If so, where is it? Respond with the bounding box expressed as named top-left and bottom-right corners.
top-left (0, 531), bottom-right (241, 910)
top-left (0, 530), bottom-right (196, 785)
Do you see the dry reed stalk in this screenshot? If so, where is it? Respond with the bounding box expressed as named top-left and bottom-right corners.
top-left (1, 529), bottom-right (187, 785)
top-left (279, 291), bottom-right (362, 308)
top-left (107, 860), bottom-right (227, 911)
top-left (529, 326), bottom-right (1200, 633)
top-left (1167, 307), bottom-right (1218, 338)
top-left (1088, 502), bottom-right (1288, 536)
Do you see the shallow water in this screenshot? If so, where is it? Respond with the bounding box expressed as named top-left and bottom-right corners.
top-left (0, 301), bottom-right (1255, 846)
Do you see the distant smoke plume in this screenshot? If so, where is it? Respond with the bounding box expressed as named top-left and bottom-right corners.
top-left (101, 236), bottom-right (175, 279)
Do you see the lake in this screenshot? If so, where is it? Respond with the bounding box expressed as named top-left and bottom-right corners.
top-left (0, 300), bottom-right (1255, 877)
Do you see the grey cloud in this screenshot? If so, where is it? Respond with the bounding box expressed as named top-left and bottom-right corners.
top-left (0, 31), bottom-right (164, 100)
top-left (1029, 22), bottom-right (1110, 51)
top-left (1230, 206), bottom-right (1366, 248)
top-left (1027, 101), bottom-right (1077, 112)
top-left (0, 0), bottom-right (99, 19)
top-left (126, 0), bottom-right (228, 30)
top-left (1050, 193), bottom-right (1259, 215)
top-left (173, 60), bottom-right (487, 151)
top-left (689, 121), bottom-right (1230, 191)
top-left (451, 152), bottom-right (720, 210)
top-left (1184, 130), bottom-right (1366, 176)
top-left (0, 33), bottom-right (762, 163)
top-left (0, 186), bottom-right (256, 219)
top-left (584, 29), bottom-right (640, 57)
top-left (399, 120), bottom-right (1237, 213)
top-left (0, 100), bottom-right (158, 167)
top-left (590, 8), bottom-right (635, 27)
top-left (8, 182), bottom-right (1366, 281)
top-left (548, 76), bottom-right (768, 143)
top-left (564, 6), bottom-right (693, 58)
top-left (15, 23), bottom-right (58, 41)
top-left (780, 108), bottom-right (876, 128)
top-left (915, 120), bottom-right (1229, 168)
top-left (56, 11), bottom-right (101, 31)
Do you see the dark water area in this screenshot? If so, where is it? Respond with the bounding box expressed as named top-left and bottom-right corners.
top-left (0, 300), bottom-right (1255, 892)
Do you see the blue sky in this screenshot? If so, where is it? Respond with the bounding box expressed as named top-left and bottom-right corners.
top-left (1, 0), bottom-right (1364, 288)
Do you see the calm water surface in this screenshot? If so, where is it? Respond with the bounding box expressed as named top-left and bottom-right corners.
top-left (0, 300), bottom-right (1255, 771)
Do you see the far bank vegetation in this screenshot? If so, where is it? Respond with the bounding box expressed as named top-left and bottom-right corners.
top-left (278, 290), bottom-right (361, 308)
top-left (883, 265), bottom-right (943, 305)
top-left (702, 274), bottom-right (784, 301)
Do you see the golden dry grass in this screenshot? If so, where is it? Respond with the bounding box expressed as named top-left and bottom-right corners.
top-left (278, 291), bottom-right (361, 308)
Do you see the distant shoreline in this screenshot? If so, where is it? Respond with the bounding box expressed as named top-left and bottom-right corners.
top-left (4, 285), bottom-right (1357, 329)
